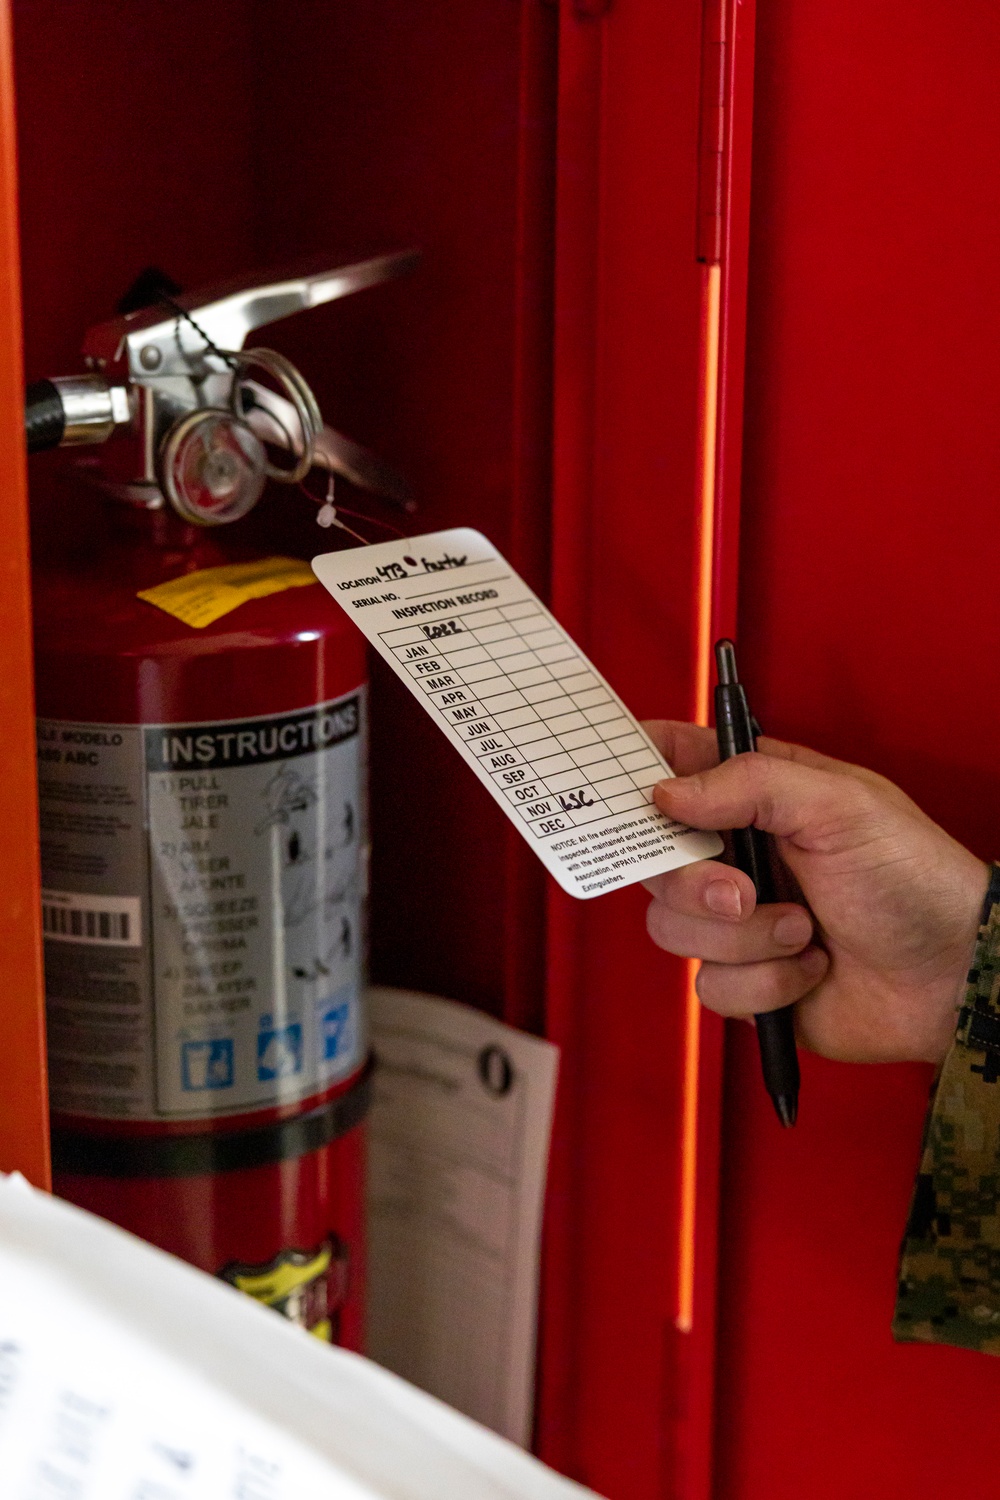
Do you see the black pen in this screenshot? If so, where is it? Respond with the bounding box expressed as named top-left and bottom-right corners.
top-left (713, 638), bottom-right (801, 1128)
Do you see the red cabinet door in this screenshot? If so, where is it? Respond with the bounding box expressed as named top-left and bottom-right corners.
top-left (537, 4), bottom-right (751, 1498)
top-left (716, 2), bottom-right (1000, 1497)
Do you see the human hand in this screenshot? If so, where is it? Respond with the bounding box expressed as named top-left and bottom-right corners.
top-left (643, 722), bottom-right (990, 1065)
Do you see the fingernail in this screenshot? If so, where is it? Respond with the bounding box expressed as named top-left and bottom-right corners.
top-left (704, 880), bottom-right (742, 919)
top-left (801, 946), bottom-right (827, 977)
top-left (656, 774), bottom-right (696, 794)
top-left (774, 911), bottom-right (813, 947)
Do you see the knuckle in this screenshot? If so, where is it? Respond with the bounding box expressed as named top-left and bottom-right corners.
top-left (693, 962), bottom-right (713, 1004)
top-left (645, 865), bottom-right (699, 904)
top-left (755, 964), bottom-right (792, 1011)
top-left (646, 904), bottom-right (717, 961)
top-left (728, 753), bottom-right (777, 827)
top-left (695, 961), bottom-right (750, 1016)
top-left (645, 900), bottom-right (677, 952)
top-left (759, 951), bottom-right (825, 1010)
top-left (697, 952), bottom-right (819, 1018)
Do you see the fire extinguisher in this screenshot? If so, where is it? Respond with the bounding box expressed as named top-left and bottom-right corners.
top-left (26, 252), bottom-right (415, 1348)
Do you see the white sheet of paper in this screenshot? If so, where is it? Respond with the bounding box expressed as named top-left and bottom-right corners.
top-left (312, 530), bottom-right (722, 897)
top-left (0, 1173), bottom-right (597, 1500)
top-left (366, 987), bottom-right (558, 1447)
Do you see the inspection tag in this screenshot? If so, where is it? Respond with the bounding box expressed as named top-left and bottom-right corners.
top-left (312, 529), bottom-right (721, 899)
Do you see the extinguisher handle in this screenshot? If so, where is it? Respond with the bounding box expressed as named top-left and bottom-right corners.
top-left (81, 249), bottom-right (421, 383)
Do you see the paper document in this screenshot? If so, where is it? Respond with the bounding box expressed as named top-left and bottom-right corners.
top-left (366, 987), bottom-right (558, 1446)
top-left (312, 529), bottom-right (722, 897)
top-left (0, 1173), bottom-right (597, 1500)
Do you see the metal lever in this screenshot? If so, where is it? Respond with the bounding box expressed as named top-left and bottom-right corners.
top-left (82, 250), bottom-right (421, 380)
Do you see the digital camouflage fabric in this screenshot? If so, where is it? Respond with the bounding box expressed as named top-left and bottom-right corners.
top-left (895, 863), bottom-right (1000, 1353)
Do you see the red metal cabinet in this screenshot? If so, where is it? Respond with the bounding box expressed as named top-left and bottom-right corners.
top-left (1, 2), bottom-right (996, 1498)
top-left (10, 7), bottom-right (721, 1495)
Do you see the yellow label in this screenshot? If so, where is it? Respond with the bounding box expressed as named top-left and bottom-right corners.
top-left (229, 1245), bottom-right (332, 1306)
top-left (137, 555), bottom-right (318, 629)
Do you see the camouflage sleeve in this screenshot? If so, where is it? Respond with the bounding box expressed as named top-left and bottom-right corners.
top-left (894, 862), bottom-right (1000, 1352)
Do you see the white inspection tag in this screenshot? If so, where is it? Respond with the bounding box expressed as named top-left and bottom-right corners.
top-left (312, 529), bottom-right (722, 898)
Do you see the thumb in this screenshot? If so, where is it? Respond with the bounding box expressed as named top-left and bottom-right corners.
top-left (654, 752), bottom-right (860, 843)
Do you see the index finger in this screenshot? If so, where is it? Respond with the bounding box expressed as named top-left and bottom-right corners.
top-left (643, 718), bottom-right (870, 781)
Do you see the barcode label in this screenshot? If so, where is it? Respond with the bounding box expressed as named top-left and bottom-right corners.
top-left (41, 890), bottom-right (141, 948)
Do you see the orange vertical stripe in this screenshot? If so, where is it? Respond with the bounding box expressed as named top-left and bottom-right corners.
top-left (676, 261), bottom-right (721, 1333)
top-left (694, 264), bottom-right (721, 729)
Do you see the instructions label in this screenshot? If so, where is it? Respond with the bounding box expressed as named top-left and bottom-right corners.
top-left (312, 529), bottom-right (721, 899)
top-left (37, 693), bottom-right (366, 1122)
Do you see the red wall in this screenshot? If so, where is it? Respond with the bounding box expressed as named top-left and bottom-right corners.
top-left (717, 1), bottom-right (1000, 1495)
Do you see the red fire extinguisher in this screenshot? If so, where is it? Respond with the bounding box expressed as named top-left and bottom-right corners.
top-left (27, 253), bottom-right (415, 1348)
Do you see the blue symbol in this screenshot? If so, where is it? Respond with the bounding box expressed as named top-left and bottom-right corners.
top-left (181, 1039), bottom-right (234, 1091)
top-left (257, 1018), bottom-right (303, 1081)
top-left (319, 991), bottom-right (353, 1063)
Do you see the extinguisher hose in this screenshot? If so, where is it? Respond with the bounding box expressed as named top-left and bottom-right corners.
top-left (25, 378), bottom-right (65, 452)
top-left (26, 373), bottom-right (127, 452)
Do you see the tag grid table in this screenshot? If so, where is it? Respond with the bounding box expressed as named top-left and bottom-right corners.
top-left (381, 602), bottom-right (663, 839)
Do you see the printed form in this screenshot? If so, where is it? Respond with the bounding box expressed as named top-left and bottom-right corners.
top-left (0, 1173), bottom-right (597, 1500)
top-left (312, 529), bottom-right (721, 897)
top-left (366, 986), bottom-right (558, 1447)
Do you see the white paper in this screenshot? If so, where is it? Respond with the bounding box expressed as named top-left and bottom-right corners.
top-left (0, 1173), bottom-right (598, 1500)
top-left (312, 530), bottom-right (721, 898)
top-left (366, 987), bottom-right (557, 1446)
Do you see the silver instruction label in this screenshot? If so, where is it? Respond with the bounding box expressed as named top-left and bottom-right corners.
top-left (37, 691), bottom-right (367, 1122)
